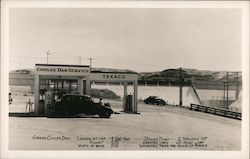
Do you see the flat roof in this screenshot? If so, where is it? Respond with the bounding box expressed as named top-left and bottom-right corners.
top-left (10, 65), bottom-right (137, 75)
top-left (10, 68), bottom-right (137, 75)
top-left (35, 64), bottom-right (89, 68)
top-left (91, 68), bottom-right (137, 74)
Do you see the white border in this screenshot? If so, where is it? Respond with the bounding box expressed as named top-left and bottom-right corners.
top-left (1, 1), bottom-right (249, 159)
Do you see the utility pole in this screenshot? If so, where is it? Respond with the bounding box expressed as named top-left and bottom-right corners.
top-left (179, 68), bottom-right (183, 106)
top-left (223, 82), bottom-right (226, 108)
top-left (79, 56), bottom-right (81, 65)
top-left (89, 58), bottom-right (93, 69)
top-left (46, 50), bottom-right (51, 64)
top-left (235, 72), bottom-right (239, 100)
top-left (223, 71), bottom-right (241, 108)
top-left (226, 72), bottom-right (229, 109)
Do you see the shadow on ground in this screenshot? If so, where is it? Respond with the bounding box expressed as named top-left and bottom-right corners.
top-left (8, 112), bottom-right (113, 118)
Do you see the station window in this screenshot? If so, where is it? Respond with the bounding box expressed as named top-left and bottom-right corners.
top-left (39, 79), bottom-right (78, 100)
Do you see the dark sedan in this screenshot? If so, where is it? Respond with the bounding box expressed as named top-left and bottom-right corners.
top-left (144, 96), bottom-right (166, 105)
top-left (47, 94), bottom-right (113, 118)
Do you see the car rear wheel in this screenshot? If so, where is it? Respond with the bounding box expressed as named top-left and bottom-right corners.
top-left (99, 111), bottom-right (111, 118)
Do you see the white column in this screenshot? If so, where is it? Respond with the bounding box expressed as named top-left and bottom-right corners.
top-left (132, 88), bottom-right (135, 113)
top-left (78, 77), bottom-right (84, 94)
top-left (123, 82), bottom-right (128, 111)
top-left (133, 80), bottom-right (138, 113)
top-left (34, 74), bottom-right (39, 114)
top-left (85, 76), bottom-right (91, 95)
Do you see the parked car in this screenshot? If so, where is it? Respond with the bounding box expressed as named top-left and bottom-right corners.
top-left (47, 94), bottom-right (113, 118)
top-left (144, 96), bottom-right (166, 105)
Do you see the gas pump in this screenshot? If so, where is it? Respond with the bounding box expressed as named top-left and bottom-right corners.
top-left (124, 94), bottom-right (133, 112)
top-left (45, 91), bottom-right (53, 115)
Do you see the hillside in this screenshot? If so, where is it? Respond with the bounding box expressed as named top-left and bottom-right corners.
top-left (138, 68), bottom-right (242, 89)
top-left (9, 67), bottom-right (242, 89)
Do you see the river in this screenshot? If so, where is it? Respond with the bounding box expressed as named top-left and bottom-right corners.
top-left (91, 84), bottom-right (237, 107)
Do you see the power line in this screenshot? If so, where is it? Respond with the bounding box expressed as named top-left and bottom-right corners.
top-left (46, 50), bottom-right (52, 64)
top-left (43, 52), bottom-right (165, 68)
top-left (11, 51), bottom-right (164, 68)
top-left (10, 55), bottom-right (166, 69)
top-left (93, 58), bottom-right (164, 68)
top-left (10, 53), bottom-right (169, 69)
top-left (79, 56), bottom-right (81, 65)
top-left (10, 55), bottom-right (44, 59)
top-left (89, 58), bottom-right (93, 69)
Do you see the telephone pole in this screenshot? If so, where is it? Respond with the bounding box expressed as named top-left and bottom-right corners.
top-left (46, 50), bottom-right (51, 64)
top-left (79, 56), bottom-right (81, 65)
top-left (235, 72), bottom-right (239, 100)
top-left (226, 72), bottom-right (229, 109)
top-left (223, 81), bottom-right (226, 108)
top-left (89, 58), bottom-right (93, 69)
top-left (223, 71), bottom-right (241, 109)
top-left (179, 68), bottom-right (183, 106)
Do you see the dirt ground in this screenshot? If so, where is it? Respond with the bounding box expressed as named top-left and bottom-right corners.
top-left (9, 96), bottom-right (241, 150)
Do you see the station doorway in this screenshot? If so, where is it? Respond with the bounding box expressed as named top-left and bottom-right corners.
top-left (37, 76), bottom-right (89, 114)
top-left (39, 78), bottom-right (88, 100)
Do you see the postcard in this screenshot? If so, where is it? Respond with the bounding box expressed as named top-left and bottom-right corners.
top-left (1, 0), bottom-right (249, 159)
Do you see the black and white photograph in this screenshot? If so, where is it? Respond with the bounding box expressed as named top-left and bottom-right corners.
top-left (1, 0), bottom-right (249, 159)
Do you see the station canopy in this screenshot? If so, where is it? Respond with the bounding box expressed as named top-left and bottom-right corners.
top-left (9, 67), bottom-right (138, 86)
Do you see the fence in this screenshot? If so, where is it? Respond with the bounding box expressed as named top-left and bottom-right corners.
top-left (190, 103), bottom-right (241, 120)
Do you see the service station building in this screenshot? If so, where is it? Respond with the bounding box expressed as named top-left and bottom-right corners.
top-left (11, 64), bottom-right (139, 115)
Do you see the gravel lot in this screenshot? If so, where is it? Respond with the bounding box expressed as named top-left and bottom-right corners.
top-left (9, 97), bottom-right (241, 150)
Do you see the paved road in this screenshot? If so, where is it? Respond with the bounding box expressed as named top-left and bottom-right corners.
top-left (9, 99), bottom-right (241, 150)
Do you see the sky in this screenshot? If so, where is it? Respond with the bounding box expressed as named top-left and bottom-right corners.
top-left (9, 8), bottom-right (242, 72)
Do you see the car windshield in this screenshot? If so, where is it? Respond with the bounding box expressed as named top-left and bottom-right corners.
top-left (89, 97), bottom-right (93, 102)
top-left (79, 96), bottom-right (92, 102)
top-left (149, 96), bottom-right (158, 98)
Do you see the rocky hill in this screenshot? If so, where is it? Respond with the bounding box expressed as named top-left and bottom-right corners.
top-left (138, 68), bottom-right (242, 89)
top-left (9, 68), bottom-right (242, 89)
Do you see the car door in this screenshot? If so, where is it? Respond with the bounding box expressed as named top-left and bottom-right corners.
top-left (81, 96), bottom-right (96, 114)
top-left (73, 96), bottom-right (81, 114)
top-left (61, 95), bottom-right (72, 114)
top-left (78, 96), bottom-right (87, 114)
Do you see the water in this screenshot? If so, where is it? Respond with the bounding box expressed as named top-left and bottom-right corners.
top-left (91, 84), bottom-right (238, 107)
top-left (91, 84), bottom-right (201, 106)
top-left (9, 85), bottom-right (238, 108)
top-left (196, 89), bottom-right (236, 100)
